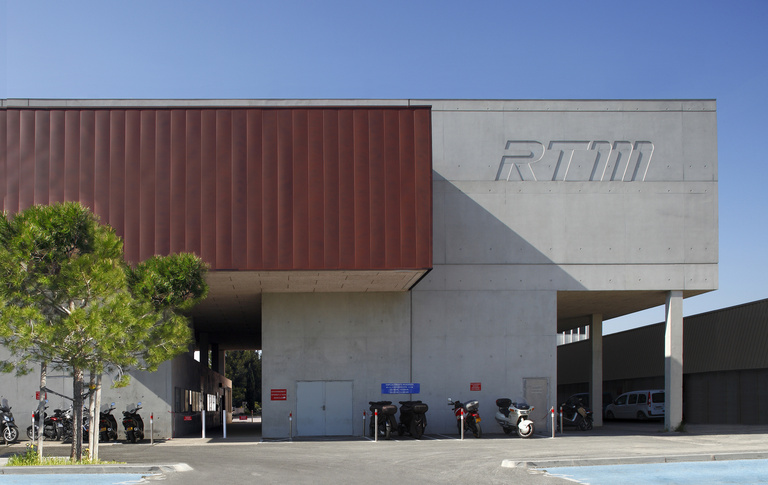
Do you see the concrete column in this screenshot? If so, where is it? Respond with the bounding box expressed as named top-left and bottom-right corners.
top-left (198, 332), bottom-right (210, 368)
top-left (590, 314), bottom-right (603, 427)
top-left (210, 343), bottom-right (220, 373)
top-left (665, 291), bottom-right (684, 430)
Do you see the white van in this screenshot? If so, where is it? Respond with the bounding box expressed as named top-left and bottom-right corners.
top-left (604, 390), bottom-right (665, 420)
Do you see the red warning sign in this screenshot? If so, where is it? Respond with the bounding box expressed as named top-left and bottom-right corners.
top-left (271, 389), bottom-right (287, 401)
top-left (470, 382), bottom-right (482, 391)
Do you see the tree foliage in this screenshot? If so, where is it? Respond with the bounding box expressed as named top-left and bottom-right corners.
top-left (225, 350), bottom-right (261, 411)
top-left (0, 202), bottom-right (208, 459)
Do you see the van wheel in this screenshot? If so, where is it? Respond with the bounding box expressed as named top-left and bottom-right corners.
top-left (605, 411), bottom-right (615, 420)
top-left (637, 411), bottom-right (647, 421)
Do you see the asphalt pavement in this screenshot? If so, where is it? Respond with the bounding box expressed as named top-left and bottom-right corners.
top-left (1, 420), bottom-right (767, 484)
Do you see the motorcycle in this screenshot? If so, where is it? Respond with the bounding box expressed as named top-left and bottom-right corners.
top-left (27, 406), bottom-right (64, 441)
top-left (0, 400), bottom-right (19, 443)
top-left (59, 406), bottom-right (90, 443)
top-left (99, 402), bottom-right (119, 442)
top-left (122, 402), bottom-right (145, 443)
top-left (448, 398), bottom-right (482, 438)
top-left (368, 401), bottom-right (398, 440)
top-left (558, 397), bottom-right (593, 431)
top-left (494, 398), bottom-right (535, 438)
top-left (397, 400), bottom-right (429, 439)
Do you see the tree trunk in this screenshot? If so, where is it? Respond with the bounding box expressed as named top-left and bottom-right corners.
top-left (87, 373), bottom-right (96, 461)
top-left (37, 362), bottom-right (46, 459)
top-left (91, 373), bottom-right (102, 461)
top-left (71, 367), bottom-right (84, 461)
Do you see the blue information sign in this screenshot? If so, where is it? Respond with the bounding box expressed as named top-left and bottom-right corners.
top-left (381, 383), bottom-right (420, 394)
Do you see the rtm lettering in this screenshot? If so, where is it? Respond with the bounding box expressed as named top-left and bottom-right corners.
top-left (495, 140), bottom-right (655, 182)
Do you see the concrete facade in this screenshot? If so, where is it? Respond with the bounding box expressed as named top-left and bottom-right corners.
top-left (0, 99), bottom-right (717, 438)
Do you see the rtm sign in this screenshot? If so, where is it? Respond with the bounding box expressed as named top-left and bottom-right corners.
top-left (495, 140), bottom-right (655, 182)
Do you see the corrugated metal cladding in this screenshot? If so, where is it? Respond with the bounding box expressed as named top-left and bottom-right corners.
top-left (0, 107), bottom-right (433, 271)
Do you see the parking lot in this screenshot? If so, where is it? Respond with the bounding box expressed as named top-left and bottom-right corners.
top-left (2, 421), bottom-right (767, 484)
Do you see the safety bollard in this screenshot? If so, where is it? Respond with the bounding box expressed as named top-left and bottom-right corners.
top-left (374, 410), bottom-right (378, 442)
top-left (202, 410), bottom-right (206, 439)
top-left (560, 407), bottom-right (564, 435)
top-left (460, 409), bottom-right (465, 440)
top-left (222, 409), bottom-right (227, 439)
top-left (362, 411), bottom-right (366, 438)
top-left (150, 413), bottom-right (154, 445)
top-left (289, 412), bottom-right (293, 440)
top-left (550, 407), bottom-right (555, 438)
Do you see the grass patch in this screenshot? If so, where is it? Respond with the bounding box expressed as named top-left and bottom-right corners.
top-left (6, 444), bottom-right (124, 466)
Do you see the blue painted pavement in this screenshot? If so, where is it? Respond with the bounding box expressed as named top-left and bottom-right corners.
top-left (0, 473), bottom-right (150, 485)
top-left (545, 459), bottom-right (768, 484)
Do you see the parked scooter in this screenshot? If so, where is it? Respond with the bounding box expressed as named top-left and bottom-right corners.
top-left (99, 402), bottom-right (119, 442)
top-left (59, 406), bottom-right (90, 443)
top-left (448, 398), bottom-right (481, 438)
top-left (368, 401), bottom-right (398, 440)
top-left (397, 400), bottom-right (429, 439)
top-left (558, 397), bottom-right (593, 431)
top-left (27, 406), bottom-right (65, 441)
top-left (0, 400), bottom-right (19, 443)
top-left (494, 398), bottom-right (535, 438)
top-left (122, 402), bottom-right (144, 443)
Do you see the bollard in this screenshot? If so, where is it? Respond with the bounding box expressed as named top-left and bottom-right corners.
top-left (551, 407), bottom-right (555, 438)
top-left (560, 407), bottom-right (564, 435)
top-left (202, 410), bottom-right (206, 439)
top-left (150, 413), bottom-right (154, 445)
top-left (362, 411), bottom-right (366, 438)
top-left (289, 412), bottom-right (293, 440)
top-left (222, 409), bottom-right (227, 439)
top-left (374, 410), bottom-right (378, 442)
top-left (460, 409), bottom-right (465, 440)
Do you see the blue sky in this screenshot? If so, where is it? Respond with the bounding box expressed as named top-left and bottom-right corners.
top-left (3, 0), bottom-right (767, 333)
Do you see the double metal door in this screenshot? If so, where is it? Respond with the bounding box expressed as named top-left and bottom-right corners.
top-left (296, 381), bottom-right (353, 436)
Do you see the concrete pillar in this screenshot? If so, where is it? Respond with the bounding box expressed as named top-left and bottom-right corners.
top-left (590, 314), bottom-right (603, 427)
top-left (198, 332), bottom-right (210, 368)
top-left (210, 343), bottom-right (220, 373)
top-left (665, 291), bottom-right (684, 430)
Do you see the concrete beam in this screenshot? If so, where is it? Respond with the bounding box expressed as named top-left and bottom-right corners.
top-left (665, 291), bottom-right (684, 430)
top-left (590, 314), bottom-right (603, 427)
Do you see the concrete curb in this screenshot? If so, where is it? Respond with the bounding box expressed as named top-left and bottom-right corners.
top-left (502, 451), bottom-right (768, 469)
top-left (0, 462), bottom-right (192, 475)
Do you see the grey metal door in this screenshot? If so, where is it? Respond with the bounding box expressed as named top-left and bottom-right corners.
top-left (296, 381), bottom-right (353, 436)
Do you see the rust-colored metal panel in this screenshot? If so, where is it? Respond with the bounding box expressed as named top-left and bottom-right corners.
top-left (185, 110), bottom-right (202, 258)
top-left (215, 110), bottom-right (233, 269)
top-left (155, 110), bottom-right (172, 256)
top-left (49, 111), bottom-right (66, 204)
top-left (79, 110), bottom-right (95, 211)
top-left (108, 111), bottom-right (125, 236)
top-left (19, 110), bottom-right (35, 210)
top-left (1, 105), bottom-right (433, 272)
top-left (230, 110), bottom-right (248, 269)
top-left (170, 110), bottom-right (187, 254)
top-left (291, 109), bottom-right (309, 268)
top-left (34, 111), bottom-right (50, 206)
top-left (246, 109), bottom-right (263, 269)
top-left (94, 110), bottom-right (110, 217)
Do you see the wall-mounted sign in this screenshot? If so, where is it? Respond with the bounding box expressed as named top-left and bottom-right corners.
top-left (183, 415), bottom-right (193, 421)
top-left (271, 389), bottom-right (287, 401)
top-left (381, 383), bottom-right (420, 394)
top-left (470, 382), bottom-right (481, 391)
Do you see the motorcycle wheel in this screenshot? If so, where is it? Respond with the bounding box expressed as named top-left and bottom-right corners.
top-left (109, 429), bottom-right (118, 441)
top-left (3, 426), bottom-right (18, 443)
top-left (517, 421), bottom-right (534, 438)
top-left (471, 421), bottom-right (482, 439)
top-left (503, 426), bottom-right (513, 435)
top-left (397, 423), bottom-right (405, 437)
top-left (26, 425), bottom-right (38, 441)
top-left (410, 420), bottom-right (423, 439)
top-left (127, 430), bottom-right (136, 443)
top-left (585, 417), bottom-right (593, 431)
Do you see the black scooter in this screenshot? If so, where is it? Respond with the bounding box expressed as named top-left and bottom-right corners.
top-left (122, 402), bottom-right (144, 443)
top-left (0, 401), bottom-right (18, 443)
top-left (99, 402), bottom-right (119, 442)
top-left (368, 401), bottom-right (398, 440)
top-left (397, 400), bottom-right (428, 439)
top-left (558, 397), bottom-right (593, 431)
